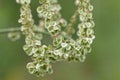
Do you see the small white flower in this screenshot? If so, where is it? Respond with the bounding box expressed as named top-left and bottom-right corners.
top-left (54, 50), bottom-right (62, 56)
top-left (61, 42), bottom-right (68, 48)
top-left (64, 54), bottom-right (69, 59)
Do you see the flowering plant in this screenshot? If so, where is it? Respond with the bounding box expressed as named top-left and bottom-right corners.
top-left (0, 0), bottom-right (95, 77)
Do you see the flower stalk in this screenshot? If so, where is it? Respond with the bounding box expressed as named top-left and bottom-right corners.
top-left (0, 27), bottom-right (49, 35)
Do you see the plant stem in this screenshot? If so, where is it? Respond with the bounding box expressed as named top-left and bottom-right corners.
top-left (0, 27), bottom-right (20, 34)
top-left (0, 27), bottom-right (71, 39)
top-left (0, 27), bottom-right (50, 35)
top-left (64, 10), bottom-right (78, 36)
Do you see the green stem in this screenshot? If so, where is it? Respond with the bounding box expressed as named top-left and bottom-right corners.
top-left (64, 10), bottom-right (79, 36)
top-left (0, 27), bottom-right (50, 35)
top-left (0, 27), bottom-right (71, 39)
top-left (0, 27), bottom-right (20, 34)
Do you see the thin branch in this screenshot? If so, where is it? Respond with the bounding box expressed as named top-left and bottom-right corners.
top-left (0, 27), bottom-right (50, 35)
top-left (0, 27), bottom-right (71, 39)
top-left (64, 9), bottom-right (79, 36)
top-left (0, 27), bottom-right (20, 34)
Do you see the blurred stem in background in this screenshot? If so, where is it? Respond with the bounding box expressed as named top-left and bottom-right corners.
top-left (0, 27), bottom-right (49, 35)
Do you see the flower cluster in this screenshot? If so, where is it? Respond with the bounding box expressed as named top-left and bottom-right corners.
top-left (17, 0), bottom-right (95, 77)
top-left (37, 0), bottom-right (66, 36)
top-left (17, 0), bottom-right (53, 76)
top-left (75, 0), bottom-right (95, 61)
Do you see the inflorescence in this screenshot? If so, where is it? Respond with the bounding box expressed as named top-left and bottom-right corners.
top-left (16, 0), bottom-right (95, 77)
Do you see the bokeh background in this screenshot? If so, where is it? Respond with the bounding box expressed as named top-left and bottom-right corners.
top-left (0, 0), bottom-right (120, 80)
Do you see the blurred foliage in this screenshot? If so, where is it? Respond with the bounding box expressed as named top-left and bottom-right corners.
top-left (0, 0), bottom-right (120, 80)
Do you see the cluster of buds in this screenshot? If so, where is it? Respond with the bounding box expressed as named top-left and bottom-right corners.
top-left (75, 0), bottom-right (95, 61)
top-left (16, 0), bottom-right (95, 77)
top-left (37, 0), bottom-right (67, 36)
top-left (17, 0), bottom-right (53, 76)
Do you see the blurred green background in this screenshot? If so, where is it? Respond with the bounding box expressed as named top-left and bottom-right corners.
top-left (0, 0), bottom-right (120, 80)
